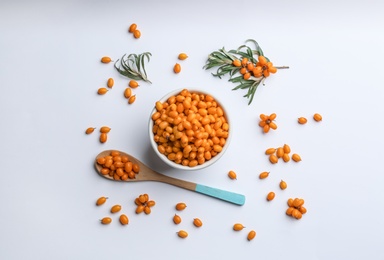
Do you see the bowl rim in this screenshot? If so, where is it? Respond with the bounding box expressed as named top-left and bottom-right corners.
top-left (148, 88), bottom-right (232, 171)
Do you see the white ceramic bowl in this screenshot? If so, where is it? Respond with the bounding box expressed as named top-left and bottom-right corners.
top-left (148, 89), bottom-right (231, 171)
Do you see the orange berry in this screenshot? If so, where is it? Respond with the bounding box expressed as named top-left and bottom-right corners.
top-left (228, 170), bottom-right (237, 180)
top-left (129, 80), bottom-right (139, 88)
top-left (263, 70), bottom-right (270, 77)
top-left (246, 63), bottom-right (254, 71)
top-left (269, 113), bottom-right (277, 120)
top-left (313, 113), bottom-right (322, 122)
top-left (193, 218), bottom-right (203, 227)
top-left (259, 171), bottom-right (269, 179)
top-left (241, 57), bottom-right (248, 67)
top-left (282, 153), bottom-right (290, 162)
top-left (243, 72), bottom-right (251, 80)
top-left (85, 127), bottom-right (96, 135)
top-left (101, 56), bottom-right (112, 63)
top-left (173, 63), bottom-right (181, 73)
top-left (99, 133), bottom-right (107, 143)
top-left (119, 214), bottom-right (129, 225)
top-left (100, 126), bottom-right (111, 133)
top-left (247, 230), bottom-right (256, 241)
top-left (107, 78), bottom-right (114, 88)
top-left (283, 144), bottom-right (291, 154)
top-left (265, 148), bottom-right (276, 155)
top-left (133, 29), bottom-right (141, 39)
top-left (96, 196), bottom-right (108, 206)
top-left (233, 223), bottom-right (245, 231)
top-left (258, 56), bottom-right (267, 65)
top-left (177, 230), bottom-right (188, 238)
top-left (276, 147), bottom-right (284, 158)
top-left (128, 23), bottom-right (137, 33)
top-left (97, 88), bottom-right (108, 95)
top-left (267, 191), bottom-right (275, 201)
top-left (269, 66), bottom-right (277, 73)
top-left (263, 124), bottom-right (270, 133)
top-left (269, 154), bottom-right (278, 164)
top-left (128, 95), bottom-right (136, 104)
top-left (298, 117), bottom-right (307, 124)
top-left (269, 122), bottom-right (277, 130)
top-left (173, 214), bottom-right (182, 224)
top-left (239, 67), bottom-right (247, 75)
top-left (100, 217), bottom-right (112, 224)
top-left (292, 153), bottom-right (302, 162)
top-left (178, 53), bottom-right (188, 60)
top-left (279, 180), bottom-right (287, 190)
top-left (175, 202), bottom-right (187, 211)
top-left (232, 59), bottom-right (241, 67)
top-left (124, 88), bottom-right (132, 98)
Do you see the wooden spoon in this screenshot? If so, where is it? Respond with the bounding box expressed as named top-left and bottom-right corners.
top-left (95, 150), bottom-right (245, 206)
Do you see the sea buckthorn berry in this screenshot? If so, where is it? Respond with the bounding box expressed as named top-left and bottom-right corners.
top-left (96, 196), bottom-right (108, 206)
top-left (276, 147), bottom-right (284, 158)
top-left (85, 127), bottom-right (96, 134)
top-left (299, 206), bottom-right (307, 214)
top-left (129, 23), bottom-right (137, 33)
top-left (100, 126), bottom-right (111, 133)
top-left (233, 223), bottom-right (245, 231)
top-left (111, 205), bottom-right (122, 213)
top-left (259, 171), bottom-right (269, 179)
top-left (269, 122), bottom-right (277, 130)
top-left (124, 88), bottom-right (132, 98)
top-left (243, 72), bottom-right (251, 80)
top-left (258, 56), bottom-right (267, 65)
top-left (144, 206), bottom-right (151, 215)
top-left (177, 230), bottom-right (188, 238)
top-left (247, 63), bottom-right (254, 71)
top-left (298, 117), bottom-right (307, 124)
top-left (173, 214), bottom-right (182, 224)
top-left (232, 59), bottom-right (241, 67)
top-left (100, 217), bottom-right (112, 225)
top-left (133, 29), bottom-right (141, 39)
top-left (265, 148), bottom-right (276, 155)
top-left (128, 95), bottom-right (136, 104)
top-left (228, 170), bottom-right (237, 180)
top-left (175, 202), bottom-right (187, 211)
top-left (240, 67), bottom-right (247, 75)
top-left (269, 113), bottom-right (277, 120)
top-left (173, 63), bottom-right (181, 73)
top-left (313, 113), bottom-right (322, 122)
top-left (178, 53), bottom-right (188, 60)
top-left (99, 133), bottom-right (107, 143)
top-left (101, 56), bottom-right (112, 63)
top-left (136, 205), bottom-right (144, 214)
top-left (292, 153), bottom-right (302, 162)
top-left (279, 180), bottom-right (287, 190)
top-left (247, 230), bottom-right (256, 241)
top-left (283, 144), bottom-right (291, 154)
top-left (282, 153), bottom-right (290, 162)
top-left (241, 57), bottom-right (248, 67)
top-left (287, 198), bottom-right (294, 207)
top-left (97, 88), bottom-right (108, 95)
top-left (107, 78), bottom-right (114, 88)
top-left (267, 191), bottom-right (275, 201)
top-left (286, 207), bottom-right (294, 216)
top-left (147, 200), bottom-right (156, 207)
top-left (269, 154), bottom-right (278, 164)
top-left (119, 214), bottom-right (129, 225)
top-left (129, 80), bottom-right (139, 88)
top-left (193, 218), bottom-right (203, 227)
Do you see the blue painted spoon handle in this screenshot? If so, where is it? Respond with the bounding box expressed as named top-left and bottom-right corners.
top-left (194, 184), bottom-right (245, 205)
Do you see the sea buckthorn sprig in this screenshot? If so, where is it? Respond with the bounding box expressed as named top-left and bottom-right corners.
top-left (134, 193), bottom-right (155, 215)
top-left (259, 113), bottom-right (277, 133)
top-left (203, 39), bottom-right (289, 105)
top-left (286, 198), bottom-right (307, 220)
top-left (114, 52), bottom-right (152, 83)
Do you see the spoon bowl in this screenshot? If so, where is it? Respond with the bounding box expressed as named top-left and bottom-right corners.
top-left (95, 150), bottom-right (245, 206)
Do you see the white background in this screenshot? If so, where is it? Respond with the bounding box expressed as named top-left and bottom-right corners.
top-left (1, 0), bottom-right (384, 259)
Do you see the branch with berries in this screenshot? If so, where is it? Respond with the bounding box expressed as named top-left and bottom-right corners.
top-left (203, 39), bottom-right (289, 105)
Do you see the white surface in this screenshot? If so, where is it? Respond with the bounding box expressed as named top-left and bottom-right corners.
top-left (1, 1), bottom-right (384, 259)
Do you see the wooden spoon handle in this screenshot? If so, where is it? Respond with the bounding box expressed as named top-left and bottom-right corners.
top-left (152, 173), bottom-right (245, 205)
top-left (194, 184), bottom-right (245, 206)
